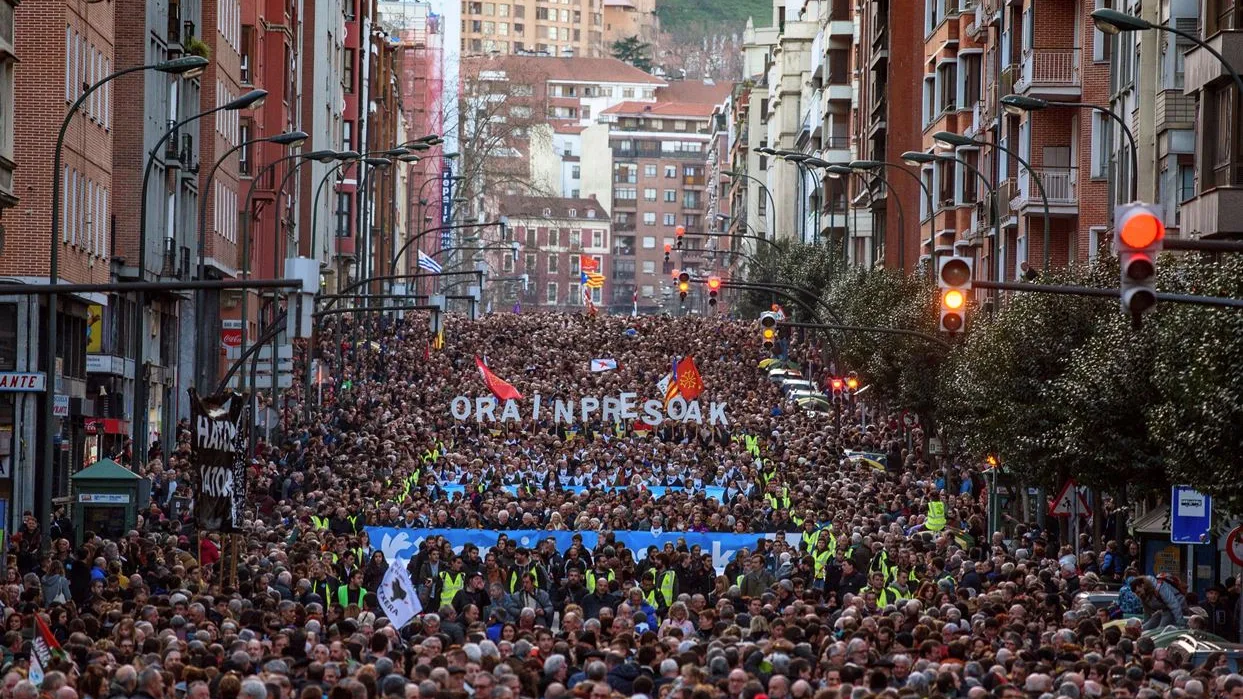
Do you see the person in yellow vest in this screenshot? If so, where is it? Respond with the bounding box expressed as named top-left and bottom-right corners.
top-left (306, 561), bottom-right (338, 604)
top-left (864, 571), bottom-right (905, 610)
top-left (799, 519), bottom-right (822, 553)
top-left (649, 555), bottom-right (677, 611)
top-left (438, 556), bottom-right (467, 610)
top-left (925, 490), bottom-right (947, 532)
top-left (586, 562), bottom-right (615, 594)
top-left (336, 568), bottom-right (367, 608)
top-left (310, 511), bottom-right (330, 532)
top-left (811, 536), bottom-right (833, 591)
top-left (765, 484), bottom-right (791, 511)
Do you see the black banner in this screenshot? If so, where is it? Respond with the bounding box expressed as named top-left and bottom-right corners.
top-left (189, 389), bottom-right (248, 532)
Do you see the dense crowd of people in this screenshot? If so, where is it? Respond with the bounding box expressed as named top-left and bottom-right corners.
top-left (9, 310), bottom-right (1243, 699)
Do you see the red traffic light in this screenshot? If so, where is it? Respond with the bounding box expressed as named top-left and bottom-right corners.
top-left (707, 277), bottom-right (721, 291)
top-left (1119, 210), bottom-right (1164, 249)
top-left (671, 268), bottom-right (680, 280)
top-left (664, 243), bottom-right (672, 254)
top-left (678, 271), bottom-right (690, 284)
top-left (676, 226), bottom-right (685, 237)
top-left (830, 378), bottom-right (844, 391)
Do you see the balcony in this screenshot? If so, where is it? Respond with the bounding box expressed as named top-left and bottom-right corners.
top-left (1014, 167), bottom-right (1079, 216)
top-left (683, 175), bottom-right (706, 186)
top-left (612, 197), bottom-right (637, 210)
top-left (1014, 48), bottom-right (1081, 99)
top-left (1155, 89), bottom-right (1195, 131)
top-left (1184, 31), bottom-right (1243, 94)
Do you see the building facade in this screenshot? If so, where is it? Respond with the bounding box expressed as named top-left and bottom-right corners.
top-left (4, 0), bottom-right (114, 523)
top-left (496, 196), bottom-right (612, 312)
top-left (602, 0), bottom-right (659, 47)
top-left (460, 0), bottom-right (604, 58)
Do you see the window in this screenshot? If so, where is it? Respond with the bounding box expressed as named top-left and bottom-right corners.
top-left (547, 255), bottom-right (559, 273)
top-left (663, 189), bottom-right (676, 202)
top-left (548, 228), bottom-right (560, 246)
top-left (937, 61), bottom-right (958, 114)
top-left (503, 255), bottom-right (514, 273)
top-left (240, 25), bottom-right (254, 84)
top-left (546, 282), bottom-right (558, 303)
top-left (644, 188), bottom-right (656, 201)
top-left (592, 230), bottom-right (603, 247)
top-left (61, 167), bottom-right (69, 242)
top-left (643, 212), bottom-right (656, 225)
top-left (1179, 163), bottom-right (1196, 202)
top-left (925, 0), bottom-right (941, 34)
top-left (568, 208), bottom-right (577, 218)
top-left (1092, 0), bottom-right (1113, 62)
top-left (344, 0), bottom-right (356, 19)
top-left (922, 74), bottom-right (935, 126)
top-left (343, 49), bottom-right (355, 93)
top-left (642, 260), bottom-right (655, 274)
top-left (569, 229), bottom-right (581, 247)
top-left (663, 213), bottom-right (676, 226)
top-left (1090, 111), bottom-right (1112, 179)
top-left (524, 252), bottom-right (536, 270)
top-left (645, 164), bottom-right (657, 177)
top-left (642, 236), bottom-right (656, 248)
top-left (343, 120), bottom-right (353, 153)
top-left (335, 191), bottom-right (352, 237)
top-left (570, 255), bottom-right (581, 275)
top-left (623, 88), bottom-right (635, 98)
top-left (499, 3), bottom-right (509, 16)
top-left (571, 165), bottom-right (581, 179)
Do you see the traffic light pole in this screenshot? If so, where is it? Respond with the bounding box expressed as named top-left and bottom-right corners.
top-left (779, 321), bottom-right (952, 351)
top-left (974, 280), bottom-right (1243, 309)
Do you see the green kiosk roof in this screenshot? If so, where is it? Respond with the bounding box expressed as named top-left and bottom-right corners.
top-left (72, 459), bottom-right (141, 481)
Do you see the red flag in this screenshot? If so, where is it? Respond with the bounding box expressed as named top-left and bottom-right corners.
top-left (580, 255), bottom-right (599, 272)
top-left (675, 356), bottom-right (704, 401)
top-left (475, 356), bottom-right (523, 401)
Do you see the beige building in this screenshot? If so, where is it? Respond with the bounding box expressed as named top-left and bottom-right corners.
top-left (461, 0), bottom-right (604, 57)
top-left (602, 0), bottom-right (658, 46)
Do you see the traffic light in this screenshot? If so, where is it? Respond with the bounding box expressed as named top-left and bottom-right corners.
top-left (937, 256), bottom-right (973, 333)
top-left (1115, 202), bottom-right (1164, 325)
top-left (830, 377), bottom-right (844, 401)
top-left (676, 225), bottom-right (685, 249)
top-left (664, 243), bottom-right (672, 263)
top-left (759, 311), bottom-right (778, 352)
top-left (845, 372), bottom-right (859, 392)
top-left (678, 271), bottom-right (690, 301)
top-left (707, 276), bottom-right (721, 307)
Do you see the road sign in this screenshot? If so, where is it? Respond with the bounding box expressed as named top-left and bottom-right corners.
top-left (1049, 479), bottom-right (1091, 517)
top-left (1171, 486), bottom-right (1212, 544)
top-left (1226, 526), bottom-right (1243, 567)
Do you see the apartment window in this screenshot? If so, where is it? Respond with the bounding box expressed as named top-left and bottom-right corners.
top-left (343, 120), bottom-right (353, 152)
top-left (514, 4), bottom-right (524, 17)
top-left (644, 164), bottom-right (657, 177)
top-left (343, 49), bottom-right (354, 93)
top-left (925, 0), bottom-right (941, 34)
top-left (569, 254), bottom-right (581, 275)
top-left (615, 187), bottom-right (637, 199)
top-left (536, 7), bottom-right (548, 19)
top-left (663, 189), bottom-right (676, 202)
top-left (524, 252), bottom-right (536, 270)
top-left (662, 213), bottom-right (675, 226)
top-left (483, 2), bottom-right (494, 14)
top-left (936, 61), bottom-right (958, 114)
top-left (643, 188), bottom-right (656, 201)
top-left (547, 255), bottom-right (559, 273)
top-left (922, 75), bottom-right (936, 126)
top-left (546, 282), bottom-right (558, 303)
top-left (503, 255), bottom-right (514, 273)
top-left (959, 53), bottom-right (981, 108)
top-left (335, 191), bottom-right (352, 237)
top-left (1088, 226), bottom-right (1106, 263)
top-left (664, 165), bottom-right (676, 178)
top-left (569, 229), bottom-right (581, 248)
top-left (1207, 0), bottom-right (1243, 34)
top-left (499, 3), bottom-right (509, 16)
top-left (623, 88), bottom-right (635, 98)
top-left (592, 230), bottom-right (603, 247)
top-left (548, 228), bottom-right (560, 246)
top-left (1089, 111), bottom-right (1112, 179)
top-left (344, 0), bottom-right (356, 19)
top-left (642, 260), bottom-right (655, 274)
top-left (643, 212), bottom-right (656, 225)
top-left (641, 236), bottom-right (656, 248)
top-left (240, 25), bottom-right (254, 84)
top-left (1092, 0), bottom-right (1113, 62)
top-left (571, 165), bottom-right (581, 179)
top-left (1179, 164), bottom-right (1196, 202)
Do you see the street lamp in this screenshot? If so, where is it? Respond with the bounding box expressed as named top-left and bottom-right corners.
top-left (843, 161), bottom-right (907, 269)
top-left (308, 151), bottom-right (362, 268)
top-left (133, 88), bottom-right (267, 453)
top-left (1092, 9), bottom-right (1243, 99)
top-left (722, 170), bottom-right (777, 237)
top-left (904, 150), bottom-right (998, 277)
top-left (934, 130), bottom-right (1052, 271)
top-left (43, 53), bottom-right (209, 546)
top-left (194, 129), bottom-right (307, 393)
top-left (847, 159), bottom-right (930, 271)
top-left (1001, 94), bottom-right (1140, 202)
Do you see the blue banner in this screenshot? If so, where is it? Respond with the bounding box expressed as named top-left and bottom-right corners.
top-left (440, 166), bottom-right (454, 231)
top-left (366, 527), bottom-right (799, 573)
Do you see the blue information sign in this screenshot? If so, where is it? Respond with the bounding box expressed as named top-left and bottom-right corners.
top-left (1171, 486), bottom-right (1212, 544)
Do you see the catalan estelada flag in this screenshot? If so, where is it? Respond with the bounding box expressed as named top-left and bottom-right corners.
top-left (582, 271), bottom-right (605, 289)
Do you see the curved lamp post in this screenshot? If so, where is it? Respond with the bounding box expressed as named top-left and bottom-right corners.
top-left (133, 87), bottom-right (267, 453)
top-left (193, 129), bottom-right (307, 393)
top-left (847, 160), bottom-right (931, 271)
top-left (833, 163), bottom-right (906, 269)
top-left (934, 130), bottom-right (1052, 270)
top-left (1092, 8), bottom-right (1243, 99)
top-left (1001, 94), bottom-right (1140, 202)
top-left (724, 166), bottom-right (778, 238)
top-left (43, 53), bottom-right (208, 546)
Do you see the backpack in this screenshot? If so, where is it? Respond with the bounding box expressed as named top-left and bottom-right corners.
top-left (1157, 573), bottom-right (1188, 598)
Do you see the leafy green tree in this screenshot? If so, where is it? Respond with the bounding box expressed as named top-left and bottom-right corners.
top-left (611, 36), bottom-right (653, 72)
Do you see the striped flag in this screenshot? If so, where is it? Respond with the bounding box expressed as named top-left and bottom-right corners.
top-left (583, 271), bottom-right (605, 289)
top-left (417, 250), bottom-right (443, 274)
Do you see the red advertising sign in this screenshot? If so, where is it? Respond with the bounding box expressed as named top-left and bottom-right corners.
top-left (222, 321), bottom-right (243, 349)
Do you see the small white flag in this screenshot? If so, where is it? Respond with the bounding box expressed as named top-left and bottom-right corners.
top-left (377, 562), bottom-right (422, 628)
top-left (590, 358), bottom-right (618, 372)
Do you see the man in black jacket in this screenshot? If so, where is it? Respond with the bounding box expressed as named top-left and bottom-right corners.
top-left (581, 579), bottom-right (621, 620)
top-left (452, 571), bottom-right (491, 614)
top-left (67, 545), bottom-right (94, 605)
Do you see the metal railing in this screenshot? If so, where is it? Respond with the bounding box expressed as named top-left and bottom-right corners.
top-left (1019, 49), bottom-right (1080, 88)
top-left (1018, 167), bottom-right (1078, 204)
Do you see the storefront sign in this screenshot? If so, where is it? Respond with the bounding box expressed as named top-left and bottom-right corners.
top-left (0, 372), bottom-right (45, 392)
top-left (221, 320), bottom-right (243, 349)
top-left (52, 395), bottom-right (69, 418)
top-left (78, 493), bottom-right (130, 504)
top-left (85, 418), bottom-right (129, 436)
top-left (87, 354), bottom-right (125, 375)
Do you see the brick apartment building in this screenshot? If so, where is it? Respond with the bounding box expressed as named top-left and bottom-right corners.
top-left (3, 0), bottom-right (117, 514)
top-left (460, 0), bottom-right (604, 58)
top-left (495, 195), bottom-right (612, 312)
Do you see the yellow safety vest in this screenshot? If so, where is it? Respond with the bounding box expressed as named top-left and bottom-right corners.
top-left (311, 516), bottom-right (330, 531)
top-left (801, 530), bottom-right (820, 551)
top-left (876, 585), bottom-right (905, 608)
top-left (657, 570), bottom-right (676, 607)
top-left (439, 571), bottom-right (465, 609)
top-left (347, 515), bottom-right (362, 533)
top-left (336, 585), bottom-right (367, 607)
top-left (586, 569), bottom-right (615, 594)
top-left (926, 500), bottom-right (946, 532)
top-left (745, 435), bottom-right (760, 457)
top-left (813, 549), bottom-right (832, 579)
top-left (766, 489), bottom-right (790, 510)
